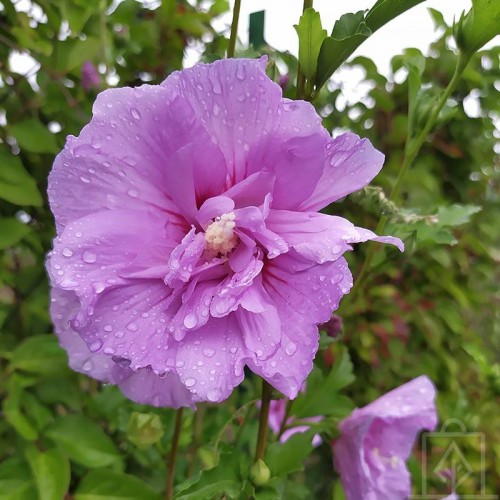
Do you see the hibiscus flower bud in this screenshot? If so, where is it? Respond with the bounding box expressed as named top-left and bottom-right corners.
top-left (250, 459), bottom-right (271, 486)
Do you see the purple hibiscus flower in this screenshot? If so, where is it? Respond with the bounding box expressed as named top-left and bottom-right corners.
top-left (333, 376), bottom-right (438, 500)
top-left (267, 398), bottom-right (322, 446)
top-left (47, 57), bottom-right (402, 407)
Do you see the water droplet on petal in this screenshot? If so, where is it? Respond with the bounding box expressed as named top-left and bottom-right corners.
top-left (82, 360), bottom-right (93, 371)
top-left (82, 251), bottom-right (97, 264)
top-left (184, 377), bottom-right (196, 388)
top-left (126, 322), bottom-right (138, 332)
top-left (130, 107), bottom-right (141, 120)
top-left (285, 342), bottom-right (297, 356)
top-left (183, 313), bottom-right (198, 329)
top-left (62, 248), bottom-right (73, 257)
top-left (207, 387), bottom-right (222, 402)
top-left (89, 340), bottom-right (102, 352)
top-left (127, 188), bottom-right (139, 198)
top-left (203, 347), bottom-right (215, 358)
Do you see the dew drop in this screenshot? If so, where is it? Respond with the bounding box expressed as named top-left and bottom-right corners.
top-left (126, 322), bottom-right (138, 332)
top-left (114, 330), bottom-right (125, 338)
top-left (183, 313), bottom-right (198, 329)
top-left (80, 176), bottom-right (91, 184)
top-left (207, 388), bottom-right (222, 402)
top-left (285, 342), bottom-right (298, 356)
top-left (127, 188), bottom-right (139, 198)
top-left (130, 107), bottom-right (141, 120)
top-left (104, 324), bottom-right (113, 332)
top-left (82, 251), bottom-right (97, 264)
top-left (62, 248), bottom-right (73, 257)
top-left (184, 377), bottom-right (197, 388)
top-left (203, 347), bottom-right (215, 358)
top-left (89, 340), bottom-right (102, 352)
top-left (82, 360), bottom-right (93, 371)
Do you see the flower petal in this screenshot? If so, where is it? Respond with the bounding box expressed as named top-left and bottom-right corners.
top-left (299, 133), bottom-right (385, 212)
top-left (253, 253), bottom-right (353, 397)
top-left (115, 368), bottom-right (195, 409)
top-left (48, 209), bottom-right (178, 297)
top-left (48, 87), bottom-right (203, 231)
top-left (175, 316), bottom-right (250, 403)
top-left (51, 287), bottom-right (116, 381)
top-left (236, 277), bottom-right (280, 360)
top-left (71, 280), bottom-right (176, 374)
top-left (334, 376), bottom-right (437, 500)
top-left (266, 210), bottom-right (403, 264)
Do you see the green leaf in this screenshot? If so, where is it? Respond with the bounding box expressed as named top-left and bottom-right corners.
top-left (0, 147), bottom-right (43, 206)
top-left (365, 0), bottom-right (425, 33)
top-left (454, 0), bottom-right (500, 56)
top-left (0, 219), bottom-right (31, 250)
top-left (175, 452), bottom-right (241, 500)
top-left (62, 0), bottom-right (96, 35)
top-left (45, 415), bottom-right (122, 468)
top-left (9, 119), bottom-right (58, 154)
top-left (0, 458), bottom-right (37, 500)
top-left (10, 335), bottom-right (68, 376)
top-left (437, 204), bottom-right (481, 227)
top-left (315, 11), bottom-right (371, 90)
top-left (3, 376), bottom-right (38, 441)
top-left (315, 0), bottom-right (425, 90)
top-left (75, 470), bottom-right (160, 500)
top-left (293, 349), bottom-right (355, 418)
top-left (25, 446), bottom-right (70, 500)
top-left (265, 431), bottom-right (315, 477)
top-left (294, 8), bottom-right (327, 80)
top-left (55, 37), bottom-right (101, 73)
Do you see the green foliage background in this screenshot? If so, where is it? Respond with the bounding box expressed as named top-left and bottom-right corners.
top-left (0, 0), bottom-right (498, 498)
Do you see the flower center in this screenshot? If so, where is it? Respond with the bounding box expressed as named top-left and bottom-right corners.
top-left (204, 212), bottom-right (238, 255)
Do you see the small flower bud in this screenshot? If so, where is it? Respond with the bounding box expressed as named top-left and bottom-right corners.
top-left (250, 459), bottom-right (271, 486)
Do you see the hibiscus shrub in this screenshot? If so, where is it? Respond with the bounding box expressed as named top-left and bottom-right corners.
top-left (0, 1), bottom-right (499, 499)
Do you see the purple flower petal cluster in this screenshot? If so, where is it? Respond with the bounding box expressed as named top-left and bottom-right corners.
top-left (47, 57), bottom-right (402, 407)
top-left (267, 399), bottom-right (322, 446)
top-left (333, 376), bottom-right (438, 500)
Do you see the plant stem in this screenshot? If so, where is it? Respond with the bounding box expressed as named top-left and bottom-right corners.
top-left (255, 379), bottom-right (273, 461)
top-left (295, 0), bottom-right (313, 99)
top-left (187, 405), bottom-right (205, 476)
top-left (349, 52), bottom-right (469, 298)
top-left (277, 399), bottom-right (294, 440)
top-left (165, 408), bottom-right (184, 500)
top-left (227, 0), bottom-right (242, 58)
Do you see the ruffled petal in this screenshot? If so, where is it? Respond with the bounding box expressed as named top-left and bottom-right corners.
top-left (236, 277), bottom-right (280, 360)
top-left (162, 58), bottom-right (329, 209)
top-left (71, 280), bottom-right (176, 374)
top-left (299, 133), bottom-right (385, 212)
top-left (210, 255), bottom-right (263, 317)
top-left (175, 316), bottom-right (250, 402)
top-left (51, 287), bottom-right (116, 381)
top-left (266, 210), bottom-right (403, 264)
top-left (51, 287), bottom-right (194, 408)
top-left (48, 209), bottom-right (177, 297)
top-left (115, 368), bottom-right (195, 409)
top-left (48, 87), bottom-right (205, 231)
top-left (253, 253), bottom-right (353, 397)
top-left (164, 228), bottom-right (206, 287)
top-left (334, 376), bottom-right (437, 500)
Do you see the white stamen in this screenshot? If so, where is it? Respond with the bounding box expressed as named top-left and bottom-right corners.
top-left (205, 212), bottom-right (238, 254)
